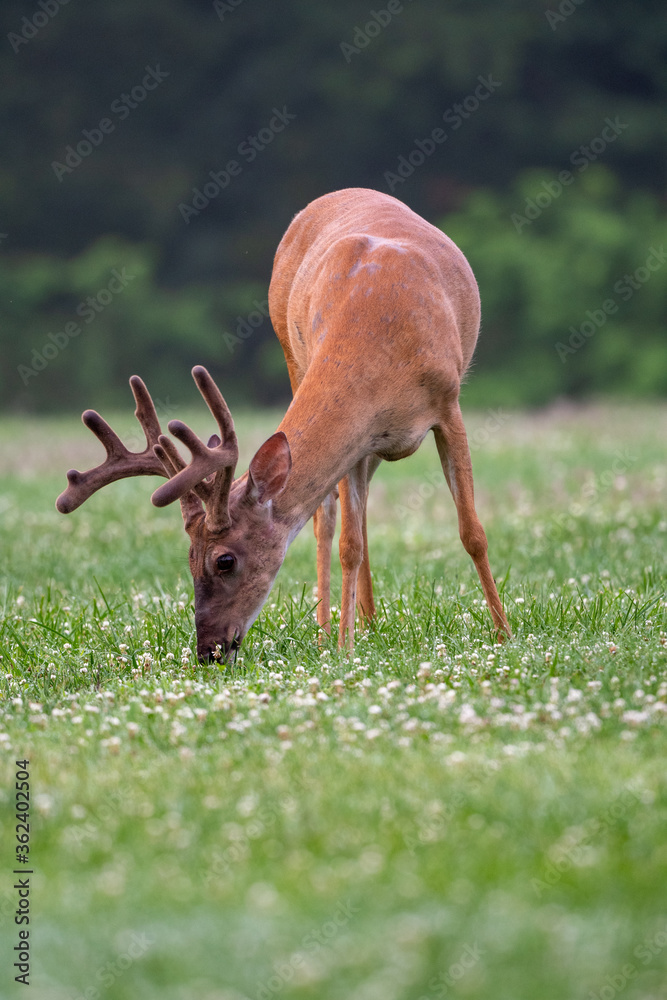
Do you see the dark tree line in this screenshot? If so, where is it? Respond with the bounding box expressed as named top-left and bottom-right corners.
top-left (1, 0), bottom-right (666, 412)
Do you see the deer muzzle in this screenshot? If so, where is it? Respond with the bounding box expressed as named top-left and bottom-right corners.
top-left (193, 579), bottom-right (243, 663)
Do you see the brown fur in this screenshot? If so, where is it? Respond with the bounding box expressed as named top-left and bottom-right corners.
top-left (56, 188), bottom-right (510, 660)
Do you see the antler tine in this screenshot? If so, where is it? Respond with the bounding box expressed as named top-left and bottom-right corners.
top-left (55, 376), bottom-right (168, 514)
top-left (192, 366), bottom-right (239, 531)
top-left (150, 367), bottom-right (238, 528)
top-left (130, 375), bottom-right (163, 450)
top-left (153, 435), bottom-right (186, 478)
top-left (192, 365), bottom-right (238, 452)
top-left (153, 434), bottom-right (212, 504)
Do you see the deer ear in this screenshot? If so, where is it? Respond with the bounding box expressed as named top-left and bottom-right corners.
top-left (246, 432), bottom-right (292, 504)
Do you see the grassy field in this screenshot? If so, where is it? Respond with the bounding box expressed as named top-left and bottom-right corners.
top-left (1, 401), bottom-right (666, 1000)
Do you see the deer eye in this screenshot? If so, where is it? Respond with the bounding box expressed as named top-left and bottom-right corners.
top-left (216, 553), bottom-right (235, 574)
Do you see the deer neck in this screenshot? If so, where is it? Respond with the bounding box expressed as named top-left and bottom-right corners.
top-left (273, 386), bottom-right (367, 539)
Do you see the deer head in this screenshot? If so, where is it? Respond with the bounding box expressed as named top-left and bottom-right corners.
top-left (56, 367), bottom-right (292, 662)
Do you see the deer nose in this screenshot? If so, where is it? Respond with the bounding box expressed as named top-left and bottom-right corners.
top-left (197, 633), bottom-right (240, 664)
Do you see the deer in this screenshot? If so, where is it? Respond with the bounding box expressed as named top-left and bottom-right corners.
top-left (56, 187), bottom-right (511, 661)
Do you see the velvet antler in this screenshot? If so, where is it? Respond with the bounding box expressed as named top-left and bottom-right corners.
top-left (151, 366), bottom-right (238, 532)
top-left (56, 376), bottom-right (168, 514)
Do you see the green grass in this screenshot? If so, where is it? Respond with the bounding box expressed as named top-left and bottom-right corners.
top-left (1, 402), bottom-right (667, 1000)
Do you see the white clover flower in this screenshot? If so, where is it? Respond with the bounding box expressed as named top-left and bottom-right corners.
top-left (459, 704), bottom-right (480, 726)
top-left (622, 710), bottom-right (649, 726)
top-left (34, 793), bottom-right (54, 815)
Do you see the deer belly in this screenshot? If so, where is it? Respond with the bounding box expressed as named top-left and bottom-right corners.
top-left (372, 424), bottom-right (430, 461)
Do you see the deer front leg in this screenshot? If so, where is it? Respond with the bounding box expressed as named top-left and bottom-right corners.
top-left (313, 490), bottom-right (337, 638)
top-left (434, 403), bottom-right (511, 641)
top-left (338, 456), bottom-right (379, 650)
top-left (338, 475), bottom-right (362, 651)
top-left (355, 455), bottom-right (381, 625)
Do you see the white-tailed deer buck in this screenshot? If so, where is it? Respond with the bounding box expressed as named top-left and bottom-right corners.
top-left (57, 188), bottom-right (511, 660)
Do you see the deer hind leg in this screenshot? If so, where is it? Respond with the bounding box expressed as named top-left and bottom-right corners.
top-left (356, 455), bottom-right (381, 626)
top-left (433, 402), bottom-right (511, 641)
top-left (313, 490), bottom-right (338, 638)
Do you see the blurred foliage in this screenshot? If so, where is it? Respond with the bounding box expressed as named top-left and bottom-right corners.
top-left (1, 240), bottom-right (285, 413)
top-left (0, 0), bottom-right (666, 411)
top-left (451, 168), bottom-right (667, 407)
